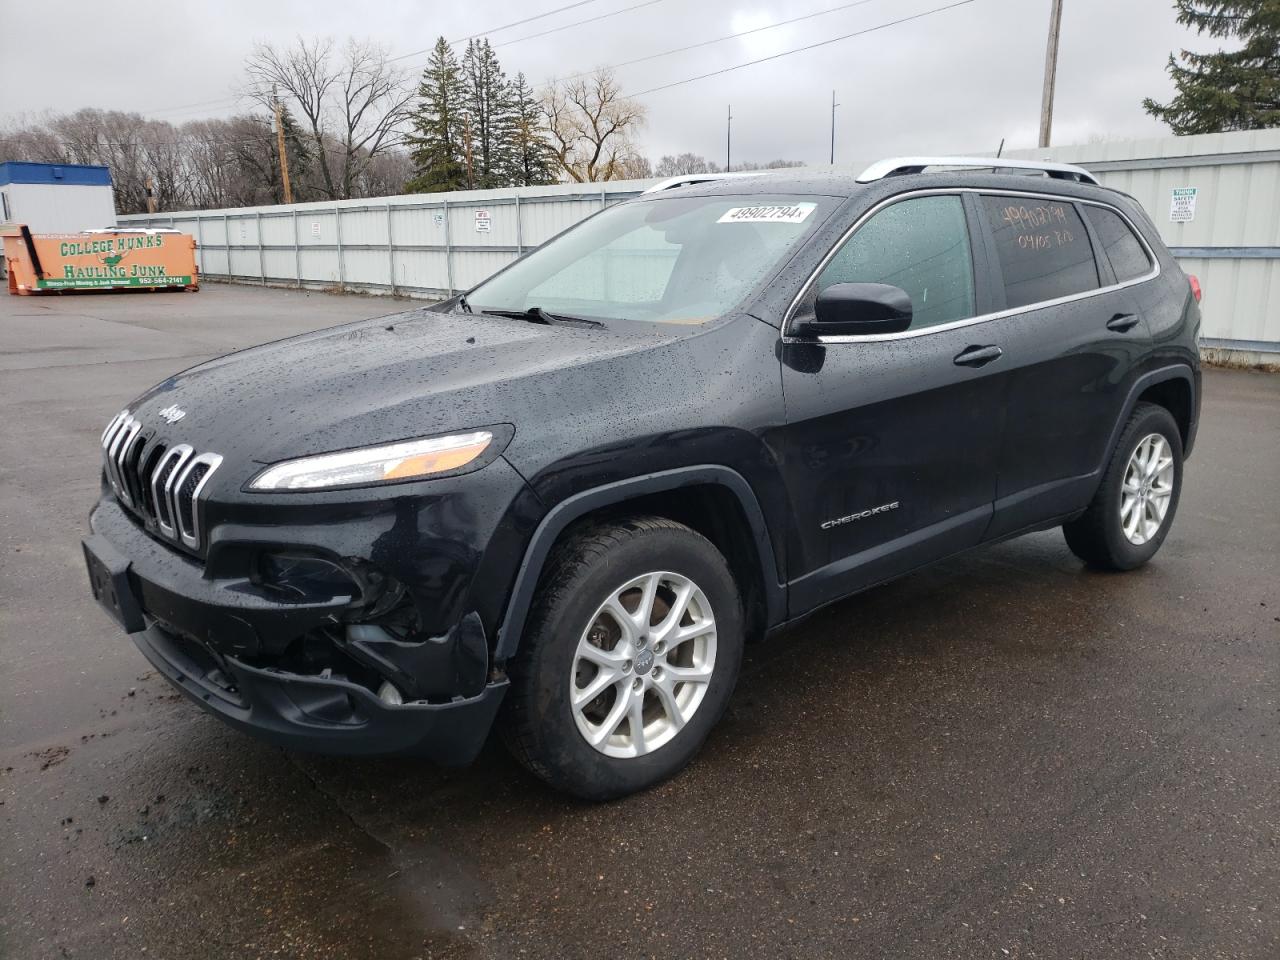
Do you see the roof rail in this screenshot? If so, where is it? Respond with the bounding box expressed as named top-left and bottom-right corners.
top-left (641, 171), bottom-right (764, 194)
top-left (856, 156), bottom-right (1100, 186)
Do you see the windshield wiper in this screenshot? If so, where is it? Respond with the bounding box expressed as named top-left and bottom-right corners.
top-left (479, 306), bottom-right (603, 328)
top-left (529, 306), bottom-right (604, 328)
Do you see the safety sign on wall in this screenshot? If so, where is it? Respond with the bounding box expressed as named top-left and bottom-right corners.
top-left (1169, 187), bottom-right (1198, 223)
top-left (474, 209), bottom-right (491, 233)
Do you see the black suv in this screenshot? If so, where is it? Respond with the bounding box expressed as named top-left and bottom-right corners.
top-left (84, 157), bottom-right (1202, 799)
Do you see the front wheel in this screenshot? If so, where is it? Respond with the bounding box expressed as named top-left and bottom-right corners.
top-left (500, 517), bottom-right (744, 800)
top-left (1063, 402), bottom-right (1184, 570)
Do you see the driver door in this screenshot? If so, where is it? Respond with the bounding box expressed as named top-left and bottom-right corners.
top-left (778, 192), bottom-right (1009, 614)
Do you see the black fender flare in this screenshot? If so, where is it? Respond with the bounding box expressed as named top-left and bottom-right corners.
top-left (1102, 364), bottom-right (1198, 468)
top-left (494, 465), bottom-right (785, 660)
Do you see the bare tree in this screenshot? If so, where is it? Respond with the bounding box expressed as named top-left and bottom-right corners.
top-left (182, 119), bottom-right (239, 208)
top-left (735, 158), bottom-right (805, 171)
top-left (2, 109), bottom-right (171, 212)
top-left (183, 115), bottom-right (295, 208)
top-left (655, 153), bottom-right (719, 177)
top-left (542, 68), bottom-right (646, 182)
top-left (358, 148), bottom-right (414, 198)
top-left (49, 110), bottom-right (155, 213)
top-left (616, 155), bottom-right (653, 179)
top-left (139, 119), bottom-right (196, 211)
top-left (244, 36), bottom-right (414, 200)
top-left (0, 113), bottom-right (65, 163)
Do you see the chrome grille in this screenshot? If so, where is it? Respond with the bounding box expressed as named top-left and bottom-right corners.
top-left (100, 410), bottom-right (223, 550)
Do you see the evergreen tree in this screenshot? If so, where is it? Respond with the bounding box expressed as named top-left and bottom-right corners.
top-left (1144, 1), bottom-right (1280, 133)
top-left (405, 37), bottom-right (468, 192)
top-left (460, 39), bottom-right (514, 189)
top-left (274, 104), bottom-right (312, 202)
top-left (507, 72), bottom-right (557, 186)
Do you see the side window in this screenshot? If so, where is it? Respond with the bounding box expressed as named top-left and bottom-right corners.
top-left (1083, 205), bottom-right (1153, 283)
top-left (816, 195), bottom-right (975, 330)
top-left (981, 196), bottom-right (1098, 309)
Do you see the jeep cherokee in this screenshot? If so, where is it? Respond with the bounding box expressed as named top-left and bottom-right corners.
top-left (83, 157), bottom-right (1202, 799)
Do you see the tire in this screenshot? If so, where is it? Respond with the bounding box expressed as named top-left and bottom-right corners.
top-left (1063, 402), bottom-right (1184, 571)
top-left (500, 516), bottom-right (744, 800)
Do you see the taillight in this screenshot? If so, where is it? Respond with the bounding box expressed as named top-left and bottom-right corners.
top-left (1188, 274), bottom-right (1202, 303)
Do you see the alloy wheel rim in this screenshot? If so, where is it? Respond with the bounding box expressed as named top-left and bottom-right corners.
top-left (1120, 432), bottom-right (1174, 545)
top-left (570, 571), bottom-right (717, 758)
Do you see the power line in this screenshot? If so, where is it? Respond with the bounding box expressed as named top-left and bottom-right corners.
top-left (145, 0), bottom-right (882, 117)
top-left (625, 0), bottom-right (979, 98)
top-left (145, 96), bottom-right (246, 118)
top-left (391, 0), bottom-right (611, 62)
top-left (131, 0), bottom-right (634, 117)
top-left (114, 0), bottom-right (901, 120)
top-left (0, 132), bottom-right (276, 149)
top-left (452, 0), bottom-right (610, 43)
top-left (26, 0), bottom-right (979, 146)
top-left (550, 0), bottom-right (884, 85)
top-left (494, 0), bottom-right (668, 49)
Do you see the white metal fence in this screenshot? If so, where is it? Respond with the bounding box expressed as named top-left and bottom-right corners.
top-left (121, 180), bottom-right (648, 299)
top-left (1003, 129), bottom-right (1280, 363)
top-left (120, 129), bottom-right (1280, 361)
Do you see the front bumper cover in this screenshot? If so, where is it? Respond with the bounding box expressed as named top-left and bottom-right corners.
top-left (135, 622), bottom-right (507, 763)
top-left (86, 471), bottom-right (529, 762)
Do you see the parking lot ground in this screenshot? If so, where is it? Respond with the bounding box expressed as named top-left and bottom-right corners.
top-left (1, 283), bottom-right (1278, 960)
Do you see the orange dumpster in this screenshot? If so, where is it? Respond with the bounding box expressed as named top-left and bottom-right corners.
top-left (3, 225), bottom-right (199, 295)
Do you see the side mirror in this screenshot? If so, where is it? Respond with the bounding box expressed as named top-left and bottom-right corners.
top-left (802, 282), bottom-right (912, 336)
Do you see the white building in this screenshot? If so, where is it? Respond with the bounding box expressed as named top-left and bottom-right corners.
top-left (0, 161), bottom-right (117, 233)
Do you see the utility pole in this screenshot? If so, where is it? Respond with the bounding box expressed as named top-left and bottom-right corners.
top-left (725, 105), bottom-right (732, 172)
top-left (1038, 0), bottom-right (1064, 148)
top-left (273, 86), bottom-right (293, 205)
top-left (830, 90), bottom-right (840, 165)
top-left (144, 177), bottom-right (157, 214)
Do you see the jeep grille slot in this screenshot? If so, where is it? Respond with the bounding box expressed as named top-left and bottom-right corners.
top-left (137, 443), bottom-right (168, 517)
top-left (100, 410), bottom-right (222, 551)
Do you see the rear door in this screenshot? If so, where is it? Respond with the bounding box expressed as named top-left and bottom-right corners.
top-left (778, 192), bottom-right (1009, 614)
top-left (973, 192), bottom-right (1157, 540)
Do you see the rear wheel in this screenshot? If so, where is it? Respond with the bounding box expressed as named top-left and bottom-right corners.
top-left (500, 517), bottom-right (743, 800)
top-left (1063, 402), bottom-right (1183, 570)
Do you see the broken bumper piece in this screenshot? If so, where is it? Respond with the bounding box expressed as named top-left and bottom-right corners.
top-left (135, 622), bottom-right (508, 764)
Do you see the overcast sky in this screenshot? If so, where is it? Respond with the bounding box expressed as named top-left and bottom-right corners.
top-left (0, 0), bottom-right (1201, 166)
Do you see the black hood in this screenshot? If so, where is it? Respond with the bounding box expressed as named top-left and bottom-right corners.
top-left (125, 309), bottom-right (672, 473)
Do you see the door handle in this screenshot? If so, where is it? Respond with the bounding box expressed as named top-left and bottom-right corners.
top-left (953, 344), bottom-right (1003, 367)
top-left (1106, 313), bottom-right (1140, 333)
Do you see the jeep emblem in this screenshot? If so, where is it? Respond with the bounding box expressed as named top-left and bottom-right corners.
top-left (158, 404), bottom-right (186, 425)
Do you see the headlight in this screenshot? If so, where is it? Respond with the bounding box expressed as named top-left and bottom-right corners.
top-left (249, 430), bottom-right (495, 491)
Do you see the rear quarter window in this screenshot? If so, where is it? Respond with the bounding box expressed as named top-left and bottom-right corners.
top-left (981, 196), bottom-right (1098, 310)
top-left (1083, 205), bottom-right (1154, 283)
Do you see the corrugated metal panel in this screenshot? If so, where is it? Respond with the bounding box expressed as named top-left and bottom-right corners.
top-left (121, 181), bottom-right (645, 297)
top-left (120, 131), bottom-right (1279, 350)
top-left (1003, 129), bottom-right (1280, 349)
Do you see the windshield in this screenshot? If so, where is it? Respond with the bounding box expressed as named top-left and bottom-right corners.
top-left (465, 194), bottom-right (832, 324)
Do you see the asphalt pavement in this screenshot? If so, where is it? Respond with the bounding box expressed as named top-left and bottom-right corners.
top-left (1, 283), bottom-right (1277, 959)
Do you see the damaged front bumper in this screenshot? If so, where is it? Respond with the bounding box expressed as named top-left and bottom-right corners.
top-left (85, 467), bottom-right (531, 763)
top-left (134, 622), bottom-right (507, 762)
